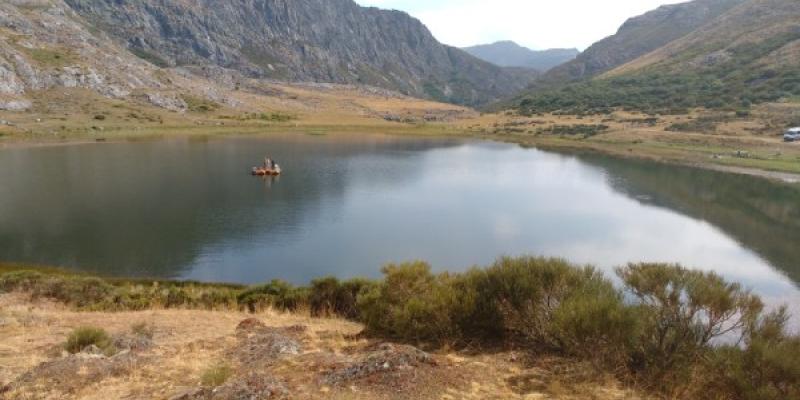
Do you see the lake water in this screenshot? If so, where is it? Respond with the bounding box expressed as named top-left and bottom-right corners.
top-left (1, 133), bottom-right (799, 315)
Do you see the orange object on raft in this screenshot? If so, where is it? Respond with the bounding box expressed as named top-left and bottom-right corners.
top-left (251, 167), bottom-right (281, 176)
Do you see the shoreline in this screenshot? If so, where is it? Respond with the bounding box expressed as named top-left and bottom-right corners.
top-left (3, 123), bottom-right (800, 184)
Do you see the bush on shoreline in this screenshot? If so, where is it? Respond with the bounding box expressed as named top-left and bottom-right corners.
top-left (1, 258), bottom-right (797, 399)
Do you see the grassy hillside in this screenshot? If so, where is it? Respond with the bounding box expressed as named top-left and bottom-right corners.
top-left (512, 0), bottom-right (800, 115)
top-left (538, 0), bottom-right (745, 85)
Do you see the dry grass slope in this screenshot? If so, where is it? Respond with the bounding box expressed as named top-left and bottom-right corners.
top-left (0, 293), bottom-right (642, 400)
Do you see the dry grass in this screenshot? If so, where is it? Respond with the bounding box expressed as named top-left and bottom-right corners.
top-left (454, 105), bottom-right (800, 178)
top-left (0, 293), bottom-right (643, 400)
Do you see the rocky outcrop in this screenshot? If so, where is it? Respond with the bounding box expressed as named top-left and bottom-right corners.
top-left (62, 0), bottom-right (535, 106)
top-left (0, 0), bottom-right (174, 110)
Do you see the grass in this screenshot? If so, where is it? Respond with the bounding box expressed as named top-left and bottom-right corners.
top-left (181, 95), bottom-right (220, 113)
top-left (200, 362), bottom-right (233, 387)
top-left (20, 47), bottom-right (77, 68)
top-left (64, 326), bottom-right (115, 355)
top-left (1, 258), bottom-right (797, 399)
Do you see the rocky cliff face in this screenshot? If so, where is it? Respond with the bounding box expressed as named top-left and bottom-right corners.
top-left (0, 0), bottom-right (167, 111)
top-left (63, 0), bottom-right (534, 106)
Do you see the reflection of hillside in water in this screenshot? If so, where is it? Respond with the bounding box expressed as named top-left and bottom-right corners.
top-left (0, 135), bottom-right (462, 279)
top-left (576, 153), bottom-right (800, 286)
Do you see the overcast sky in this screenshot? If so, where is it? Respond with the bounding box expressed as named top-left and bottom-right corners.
top-left (355, 0), bottom-right (688, 50)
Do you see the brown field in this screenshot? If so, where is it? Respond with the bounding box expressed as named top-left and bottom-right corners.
top-left (0, 293), bottom-right (643, 400)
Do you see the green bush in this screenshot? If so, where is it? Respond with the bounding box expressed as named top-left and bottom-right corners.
top-left (237, 280), bottom-right (308, 313)
top-left (0, 270), bottom-right (46, 292)
top-left (64, 326), bottom-right (114, 355)
top-left (357, 262), bottom-right (463, 343)
top-left (617, 263), bottom-right (764, 387)
top-left (703, 308), bottom-right (800, 400)
top-left (548, 280), bottom-right (636, 365)
top-left (538, 124), bottom-right (610, 138)
top-left (460, 257), bottom-right (612, 345)
top-left (309, 277), bottom-right (375, 319)
top-left (200, 362), bottom-right (233, 387)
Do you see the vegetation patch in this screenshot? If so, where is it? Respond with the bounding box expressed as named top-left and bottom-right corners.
top-left (537, 124), bottom-right (609, 138)
top-left (514, 32), bottom-right (800, 115)
top-left (128, 47), bottom-right (170, 68)
top-left (220, 112), bottom-right (295, 122)
top-left (666, 114), bottom-right (731, 133)
top-left (64, 326), bottom-right (115, 355)
top-left (1, 259), bottom-right (798, 399)
top-left (181, 95), bottom-right (220, 113)
top-left (20, 46), bottom-right (77, 68)
top-left (201, 362), bottom-right (233, 387)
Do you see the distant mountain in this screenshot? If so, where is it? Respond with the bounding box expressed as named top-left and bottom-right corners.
top-left (62, 0), bottom-right (536, 106)
top-left (511, 0), bottom-right (800, 114)
top-left (462, 41), bottom-right (578, 71)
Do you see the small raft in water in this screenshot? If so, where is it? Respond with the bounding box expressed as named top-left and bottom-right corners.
top-left (251, 167), bottom-right (281, 176)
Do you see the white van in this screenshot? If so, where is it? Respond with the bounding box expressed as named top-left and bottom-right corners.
top-left (785, 127), bottom-right (800, 142)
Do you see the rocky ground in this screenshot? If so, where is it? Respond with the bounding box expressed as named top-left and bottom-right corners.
top-left (0, 293), bottom-right (644, 400)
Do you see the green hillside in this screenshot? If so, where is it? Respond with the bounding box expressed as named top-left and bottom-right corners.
top-left (513, 0), bottom-right (800, 115)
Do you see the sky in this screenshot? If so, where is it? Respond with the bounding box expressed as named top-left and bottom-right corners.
top-left (355, 0), bottom-right (688, 50)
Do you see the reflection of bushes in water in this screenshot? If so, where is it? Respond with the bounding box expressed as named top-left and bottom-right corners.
top-left (2, 258), bottom-right (798, 399)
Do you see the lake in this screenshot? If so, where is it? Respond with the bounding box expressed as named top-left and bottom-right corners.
top-left (1, 133), bottom-right (799, 316)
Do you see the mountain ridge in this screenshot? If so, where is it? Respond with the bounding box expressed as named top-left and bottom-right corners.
top-left (62, 0), bottom-right (536, 107)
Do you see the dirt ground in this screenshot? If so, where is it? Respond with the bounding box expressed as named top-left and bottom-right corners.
top-left (0, 293), bottom-right (644, 400)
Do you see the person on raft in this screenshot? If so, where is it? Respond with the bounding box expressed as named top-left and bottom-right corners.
top-left (263, 157), bottom-right (280, 171)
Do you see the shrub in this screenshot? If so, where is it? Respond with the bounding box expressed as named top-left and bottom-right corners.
top-left (309, 277), bottom-right (374, 319)
top-left (461, 257), bottom-right (613, 346)
top-left (548, 280), bottom-right (636, 365)
top-left (237, 280), bottom-right (308, 313)
top-left (0, 270), bottom-right (46, 292)
top-left (704, 307), bottom-right (800, 400)
top-left (617, 263), bottom-right (764, 387)
top-left (64, 326), bottom-right (114, 355)
top-left (200, 362), bottom-right (233, 387)
top-left (539, 124), bottom-right (610, 138)
top-left (357, 262), bottom-right (463, 344)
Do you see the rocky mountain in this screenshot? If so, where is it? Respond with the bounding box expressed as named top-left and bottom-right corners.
top-left (0, 0), bottom-right (169, 111)
top-left (512, 0), bottom-right (800, 113)
top-left (462, 41), bottom-right (578, 71)
top-left (540, 0), bottom-right (747, 85)
top-left (61, 0), bottom-right (535, 107)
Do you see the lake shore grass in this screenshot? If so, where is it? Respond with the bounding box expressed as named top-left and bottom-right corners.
top-left (1, 259), bottom-right (798, 399)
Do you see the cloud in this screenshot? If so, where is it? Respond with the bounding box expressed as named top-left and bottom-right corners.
top-left (355, 0), bottom-right (688, 50)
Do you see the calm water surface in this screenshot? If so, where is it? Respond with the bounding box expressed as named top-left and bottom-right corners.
top-left (1, 133), bottom-right (799, 315)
